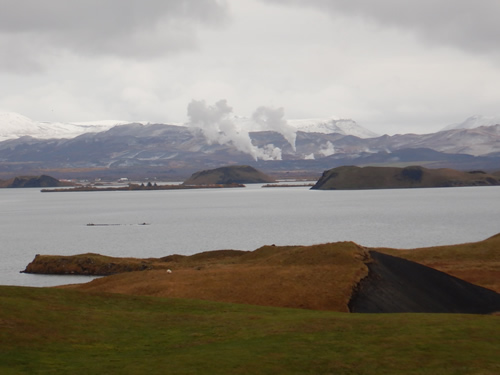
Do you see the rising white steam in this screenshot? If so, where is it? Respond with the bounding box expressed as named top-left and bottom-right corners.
top-left (252, 106), bottom-right (297, 151)
top-left (186, 99), bottom-right (282, 160)
top-left (319, 141), bottom-right (335, 157)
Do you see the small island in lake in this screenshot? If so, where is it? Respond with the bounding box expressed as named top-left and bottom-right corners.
top-left (40, 165), bottom-right (274, 192)
top-left (311, 165), bottom-right (500, 190)
top-left (182, 165), bottom-right (276, 185)
top-left (41, 182), bottom-right (244, 192)
top-left (0, 174), bottom-right (70, 188)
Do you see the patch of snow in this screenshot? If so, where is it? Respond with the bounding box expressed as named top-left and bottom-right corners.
top-left (288, 118), bottom-right (379, 138)
top-left (442, 115), bottom-right (500, 131)
top-left (0, 111), bottom-right (378, 142)
top-left (0, 112), bottom-right (134, 141)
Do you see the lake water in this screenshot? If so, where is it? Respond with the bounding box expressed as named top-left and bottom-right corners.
top-left (1, 184), bottom-right (499, 287)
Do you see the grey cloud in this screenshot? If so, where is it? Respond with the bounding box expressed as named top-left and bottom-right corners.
top-left (0, 0), bottom-right (228, 69)
top-left (264, 0), bottom-right (500, 55)
top-left (0, 35), bottom-right (47, 74)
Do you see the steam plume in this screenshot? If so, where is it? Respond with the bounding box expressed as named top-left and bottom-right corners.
top-left (186, 99), bottom-right (282, 161)
top-left (252, 106), bottom-right (297, 151)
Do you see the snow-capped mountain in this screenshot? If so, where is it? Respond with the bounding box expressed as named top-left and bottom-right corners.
top-left (0, 112), bottom-right (379, 142)
top-left (442, 115), bottom-right (500, 131)
top-left (1, 118), bottom-right (500, 179)
top-left (0, 112), bottom-right (132, 141)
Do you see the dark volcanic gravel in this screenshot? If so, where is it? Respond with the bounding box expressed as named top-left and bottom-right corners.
top-left (349, 251), bottom-right (500, 313)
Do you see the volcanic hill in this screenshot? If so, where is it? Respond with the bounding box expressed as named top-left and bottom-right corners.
top-left (183, 165), bottom-right (276, 185)
top-left (311, 165), bottom-right (500, 190)
top-left (0, 174), bottom-right (66, 188)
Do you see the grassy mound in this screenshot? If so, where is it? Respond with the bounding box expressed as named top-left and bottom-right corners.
top-left (63, 242), bottom-right (369, 312)
top-left (27, 235), bottom-right (500, 313)
top-left (1, 286), bottom-right (499, 374)
top-left (0, 174), bottom-right (67, 188)
top-left (182, 165), bottom-right (276, 185)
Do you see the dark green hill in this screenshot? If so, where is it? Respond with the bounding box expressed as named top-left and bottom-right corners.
top-left (311, 165), bottom-right (500, 190)
top-left (183, 165), bottom-right (276, 185)
top-left (0, 174), bottom-right (66, 188)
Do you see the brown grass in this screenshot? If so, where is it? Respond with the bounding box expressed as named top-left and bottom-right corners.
top-left (46, 234), bottom-right (500, 312)
top-left (62, 242), bottom-right (369, 312)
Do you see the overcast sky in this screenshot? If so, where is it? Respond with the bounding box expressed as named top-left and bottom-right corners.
top-left (1, 0), bottom-right (499, 135)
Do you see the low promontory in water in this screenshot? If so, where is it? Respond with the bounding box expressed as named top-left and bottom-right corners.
top-left (311, 165), bottom-right (500, 190)
top-left (182, 165), bottom-right (276, 185)
top-left (23, 234), bottom-right (500, 314)
top-left (0, 174), bottom-right (69, 188)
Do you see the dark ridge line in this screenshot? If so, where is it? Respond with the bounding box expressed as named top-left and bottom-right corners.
top-left (348, 250), bottom-right (500, 314)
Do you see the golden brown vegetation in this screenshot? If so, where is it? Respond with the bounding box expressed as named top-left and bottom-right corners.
top-left (61, 242), bottom-right (370, 312)
top-left (29, 234), bottom-right (499, 312)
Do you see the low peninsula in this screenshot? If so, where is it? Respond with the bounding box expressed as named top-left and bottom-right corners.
top-left (40, 165), bottom-right (273, 192)
top-left (0, 174), bottom-right (70, 188)
top-left (311, 165), bottom-right (500, 190)
top-left (23, 233), bottom-right (500, 314)
top-left (41, 182), bottom-right (244, 192)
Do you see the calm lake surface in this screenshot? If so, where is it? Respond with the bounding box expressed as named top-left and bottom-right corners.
top-left (1, 184), bottom-right (499, 287)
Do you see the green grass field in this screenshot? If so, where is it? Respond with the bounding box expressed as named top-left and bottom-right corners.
top-left (1, 285), bottom-right (499, 374)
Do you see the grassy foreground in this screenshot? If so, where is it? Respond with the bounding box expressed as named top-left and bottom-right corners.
top-left (1, 285), bottom-right (499, 375)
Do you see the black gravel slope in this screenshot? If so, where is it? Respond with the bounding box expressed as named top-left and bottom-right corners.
top-left (349, 251), bottom-right (500, 313)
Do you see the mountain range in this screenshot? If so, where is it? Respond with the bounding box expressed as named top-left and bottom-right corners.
top-left (0, 112), bottom-right (499, 180)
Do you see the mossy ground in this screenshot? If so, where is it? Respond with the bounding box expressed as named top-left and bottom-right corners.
top-left (1, 286), bottom-right (499, 375)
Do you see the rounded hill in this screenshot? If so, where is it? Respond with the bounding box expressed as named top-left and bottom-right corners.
top-left (183, 165), bottom-right (275, 185)
top-left (0, 174), bottom-right (66, 188)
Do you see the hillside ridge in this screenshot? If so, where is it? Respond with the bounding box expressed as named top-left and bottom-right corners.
top-left (312, 165), bottom-right (500, 190)
top-left (23, 234), bottom-right (500, 314)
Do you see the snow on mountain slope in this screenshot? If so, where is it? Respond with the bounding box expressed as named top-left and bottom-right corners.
top-left (442, 115), bottom-right (500, 131)
top-left (231, 116), bottom-right (378, 138)
top-left (288, 118), bottom-right (379, 138)
top-left (0, 112), bottom-right (379, 141)
top-left (0, 112), bottom-right (131, 141)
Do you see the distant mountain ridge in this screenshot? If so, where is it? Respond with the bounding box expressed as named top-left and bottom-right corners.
top-left (0, 111), bottom-right (377, 141)
top-left (1, 113), bottom-right (500, 179)
top-left (442, 115), bottom-right (500, 131)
